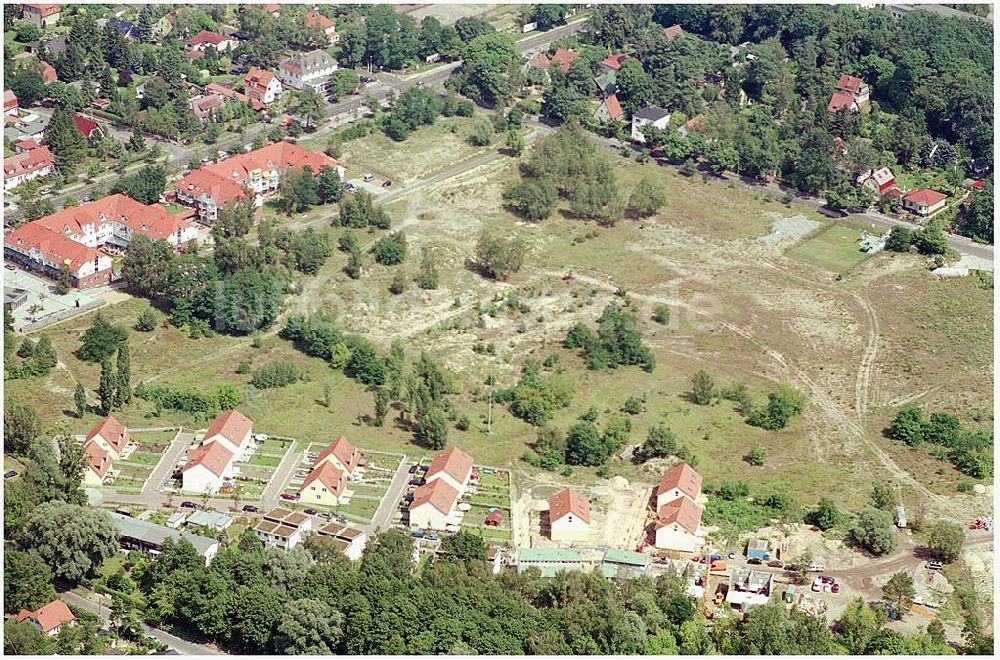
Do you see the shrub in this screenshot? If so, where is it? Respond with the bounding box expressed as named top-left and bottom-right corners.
top-left (652, 305), bottom-right (670, 325)
top-left (250, 361), bottom-right (307, 389)
top-left (372, 231), bottom-right (407, 266)
top-left (135, 308), bottom-right (159, 332)
top-left (621, 396), bottom-right (644, 415)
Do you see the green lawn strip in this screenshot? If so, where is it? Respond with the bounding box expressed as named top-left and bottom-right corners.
top-left (786, 223), bottom-right (873, 273)
top-left (248, 454), bottom-right (282, 467)
top-left (130, 430), bottom-right (178, 447)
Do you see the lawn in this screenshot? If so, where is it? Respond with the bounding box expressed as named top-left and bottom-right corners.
top-left (786, 222), bottom-right (874, 273)
top-left (248, 453), bottom-right (282, 468)
top-left (130, 430), bottom-right (178, 448)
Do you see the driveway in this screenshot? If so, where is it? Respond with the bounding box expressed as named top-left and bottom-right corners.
top-left (366, 455), bottom-right (411, 534)
top-left (260, 449), bottom-right (303, 511)
top-left (142, 430), bottom-right (194, 497)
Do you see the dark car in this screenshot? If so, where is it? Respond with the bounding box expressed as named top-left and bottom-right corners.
top-left (408, 479), bottom-right (421, 486)
top-left (785, 563), bottom-right (799, 572)
top-left (747, 557), bottom-right (763, 565)
top-left (242, 504), bottom-right (260, 513)
top-left (409, 465), bottom-right (418, 474)
top-left (382, 180), bottom-right (392, 188)
top-left (4, 470), bottom-right (17, 479)
top-left (304, 508), bottom-right (318, 515)
top-left (181, 501), bottom-right (197, 509)
top-left (767, 560), bottom-right (784, 568)
top-left (404, 493), bottom-right (415, 502)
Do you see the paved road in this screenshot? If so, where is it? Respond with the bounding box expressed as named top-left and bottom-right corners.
top-left (556, 120), bottom-right (995, 262)
top-left (366, 455), bottom-right (412, 533)
top-left (260, 448), bottom-right (303, 511)
top-left (142, 430), bottom-right (193, 497)
top-left (58, 588), bottom-right (220, 655)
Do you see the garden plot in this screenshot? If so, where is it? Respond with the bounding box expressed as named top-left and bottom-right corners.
top-left (231, 436), bottom-right (293, 500)
top-left (105, 430), bottom-right (177, 494)
top-left (458, 466), bottom-right (513, 542)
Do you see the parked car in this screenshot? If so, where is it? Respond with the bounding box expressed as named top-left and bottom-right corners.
top-left (831, 583), bottom-right (840, 593)
top-left (785, 563), bottom-right (799, 572)
top-left (408, 465), bottom-right (418, 474)
top-left (319, 511), bottom-right (333, 520)
top-left (747, 557), bottom-right (763, 565)
top-left (926, 560), bottom-right (943, 570)
top-left (181, 501), bottom-right (197, 509)
top-left (362, 173), bottom-right (374, 182)
top-left (304, 508), bottom-right (318, 515)
top-left (4, 264), bottom-right (15, 271)
top-left (40, 188), bottom-right (52, 195)
top-left (411, 529), bottom-right (425, 538)
top-left (767, 560), bottom-right (784, 568)
top-left (408, 479), bottom-right (421, 486)
top-left (335, 514), bottom-right (347, 524)
top-left (201, 156), bottom-right (212, 163)
top-left (345, 183), bottom-right (356, 192)
top-left (280, 492), bottom-right (299, 501)
top-left (4, 470), bottom-right (18, 479)
top-left (404, 493), bottom-right (414, 502)
top-left (728, 551), bottom-right (736, 559)
top-left (242, 504), bottom-right (260, 513)
top-left (425, 532), bottom-right (439, 540)
top-left (382, 180), bottom-right (392, 187)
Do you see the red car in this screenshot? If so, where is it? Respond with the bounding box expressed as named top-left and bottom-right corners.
top-left (280, 492), bottom-right (300, 501)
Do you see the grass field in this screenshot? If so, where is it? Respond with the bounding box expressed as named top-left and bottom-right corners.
top-left (787, 222), bottom-right (873, 273)
top-left (130, 430), bottom-right (178, 448)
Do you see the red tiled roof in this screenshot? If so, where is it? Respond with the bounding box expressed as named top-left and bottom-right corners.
top-left (485, 509), bottom-right (504, 525)
top-left (836, 74), bottom-right (865, 96)
top-left (22, 4), bottom-right (61, 18)
top-left (827, 91), bottom-right (857, 114)
top-left (904, 188), bottom-right (947, 206)
top-left (14, 139), bottom-right (38, 150)
top-left (550, 47), bottom-right (578, 73)
top-left (600, 53), bottom-right (629, 71)
top-left (4, 145), bottom-right (53, 180)
top-left (39, 61), bottom-right (56, 83)
top-left (205, 83), bottom-right (244, 101)
top-left (304, 10), bottom-right (334, 30)
top-left (173, 168), bottom-right (246, 206)
top-left (682, 114), bottom-right (706, 133)
top-left (548, 486), bottom-right (591, 524)
top-left (656, 463), bottom-right (702, 501)
top-left (72, 115), bottom-right (100, 138)
top-left (4, 89), bottom-right (18, 111)
top-left (86, 415), bottom-right (129, 455)
top-left (83, 440), bottom-right (112, 480)
top-left (189, 95), bottom-right (224, 118)
top-left (426, 446), bottom-right (473, 485)
top-left (656, 496), bottom-right (703, 534)
top-left (4, 221), bottom-right (101, 272)
top-left (182, 440), bottom-right (233, 477)
top-left (663, 24), bottom-right (684, 40)
top-left (300, 462), bottom-right (346, 497)
top-left (530, 52), bottom-right (550, 70)
top-left (187, 31), bottom-right (229, 46)
top-left (315, 436), bottom-right (359, 473)
top-left (204, 410), bottom-right (252, 448)
top-left (16, 600), bottom-right (74, 634)
top-left (244, 66), bottom-right (277, 92)
top-left (411, 479), bottom-right (460, 515)
top-left (262, 3), bottom-right (280, 14)
top-left (602, 94), bottom-right (623, 121)
top-left (203, 141), bottom-right (341, 185)
top-left (28, 194), bottom-right (196, 242)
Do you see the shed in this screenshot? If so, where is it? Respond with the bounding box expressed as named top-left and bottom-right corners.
top-left (187, 509), bottom-right (234, 531)
top-left (895, 505), bottom-right (907, 529)
top-left (601, 549), bottom-right (649, 579)
top-left (485, 509), bottom-right (504, 527)
top-left (165, 512), bottom-right (186, 529)
top-left (746, 539), bottom-right (771, 560)
top-left (783, 584), bottom-right (796, 603)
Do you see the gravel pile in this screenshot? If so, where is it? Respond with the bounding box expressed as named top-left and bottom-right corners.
top-left (758, 215), bottom-right (820, 245)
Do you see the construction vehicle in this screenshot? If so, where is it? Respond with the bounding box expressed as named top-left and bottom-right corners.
top-left (710, 560), bottom-right (727, 572)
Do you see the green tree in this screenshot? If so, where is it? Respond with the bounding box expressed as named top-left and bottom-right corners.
top-left (851, 508), bottom-right (897, 556)
top-left (807, 497), bottom-right (842, 531)
top-left (690, 370), bottom-right (715, 405)
top-left (79, 312), bottom-right (128, 362)
top-left (3, 550), bottom-right (56, 612)
top-left (744, 443), bottom-right (766, 466)
top-left (882, 571), bottom-right (916, 615)
top-left (458, 32), bottom-right (520, 107)
top-left (272, 598), bottom-right (344, 654)
top-left (415, 249), bottom-right (439, 289)
top-left (416, 407), bottom-right (448, 449)
top-left (45, 104), bottom-right (88, 170)
top-left (373, 231), bottom-right (407, 265)
top-left (870, 483), bottom-right (899, 511)
top-left (926, 521), bottom-right (964, 562)
top-left (116, 341), bottom-right (132, 406)
top-left (637, 424), bottom-right (679, 461)
top-left (504, 179), bottom-right (557, 221)
top-left (135, 308), bottom-right (160, 332)
top-left (345, 243), bottom-right (363, 279)
top-left (98, 355), bottom-right (117, 415)
top-left (23, 502), bottom-right (119, 583)
top-left (913, 219), bottom-right (948, 255)
top-left (834, 597), bottom-right (879, 654)
top-left (316, 166), bottom-right (343, 204)
top-left (887, 402), bottom-right (925, 446)
top-left (441, 530), bottom-right (487, 561)
top-left (469, 116), bottom-right (494, 146)
top-left (127, 127), bottom-right (146, 153)
top-left (373, 387), bottom-right (390, 426)
top-left (4, 619), bottom-right (55, 655)
top-left (626, 176), bottom-right (665, 218)
top-left (474, 231), bottom-right (526, 280)
top-left (32, 335), bottom-right (57, 372)
top-left (746, 382), bottom-right (807, 430)
top-left (565, 420), bottom-right (608, 466)
top-left (55, 263), bottom-right (74, 295)
top-left (616, 59), bottom-right (654, 115)
top-left (74, 382), bottom-right (87, 418)
top-left (506, 128), bottom-right (525, 156)
top-left (3, 400), bottom-right (41, 456)
top-left (885, 226), bottom-right (912, 252)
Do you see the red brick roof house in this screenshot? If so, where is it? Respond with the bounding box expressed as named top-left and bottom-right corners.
top-left (86, 414), bottom-right (130, 460)
top-left (21, 4), bottom-right (62, 29)
top-left (185, 31), bottom-right (237, 53)
top-left (593, 93), bottom-right (623, 123)
top-left (530, 51), bottom-right (551, 70)
top-left (72, 115), bottom-right (104, 142)
top-left (548, 487), bottom-right (591, 525)
top-left (13, 138), bottom-right (38, 153)
top-left (4, 89), bottom-right (19, 116)
top-left (549, 47), bottom-right (579, 73)
top-left (299, 462), bottom-right (347, 502)
top-left (425, 446), bottom-right (474, 493)
top-left (3, 145), bottom-right (54, 191)
top-left (599, 53), bottom-right (629, 73)
top-left (203, 409), bottom-right (253, 454)
top-left (856, 167), bottom-right (896, 194)
top-left (38, 61), bottom-right (57, 83)
top-left (827, 91), bottom-right (859, 114)
top-left (663, 24), bottom-right (684, 40)
top-left (835, 73), bottom-right (869, 104)
top-left (315, 436), bottom-right (361, 475)
top-left (656, 495), bottom-right (703, 535)
top-left (902, 188), bottom-right (948, 216)
top-left (83, 440), bottom-right (112, 485)
top-left (655, 462), bottom-right (703, 508)
top-left (243, 67), bottom-right (283, 105)
top-left (17, 599), bottom-right (75, 637)
top-left (304, 10), bottom-right (338, 44)
top-left (678, 114), bottom-right (707, 138)
top-left (3, 220), bottom-right (113, 288)
top-left (182, 440), bottom-right (234, 478)
top-left (485, 509), bottom-right (504, 526)
top-left (188, 94), bottom-right (225, 122)
top-left (173, 168), bottom-right (247, 224)
top-left (30, 193), bottom-right (198, 247)
top-left (411, 479), bottom-right (460, 516)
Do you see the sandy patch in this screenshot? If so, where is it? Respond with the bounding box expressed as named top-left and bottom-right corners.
top-left (757, 215), bottom-right (820, 245)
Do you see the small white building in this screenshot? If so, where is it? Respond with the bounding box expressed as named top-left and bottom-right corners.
top-left (254, 507), bottom-right (313, 550)
top-left (315, 523), bottom-right (367, 560)
top-left (16, 600), bottom-right (75, 637)
top-left (631, 107), bottom-right (671, 143)
top-left (654, 495), bottom-right (704, 553)
top-left (548, 486), bottom-right (591, 543)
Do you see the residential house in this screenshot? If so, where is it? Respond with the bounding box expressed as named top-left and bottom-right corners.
top-left (305, 10), bottom-right (338, 44)
top-left (29, 34), bottom-right (67, 58)
top-left (902, 188), bottom-right (948, 216)
top-left (529, 51), bottom-right (551, 71)
top-left (254, 507), bottom-right (313, 550)
top-left (827, 91), bottom-right (859, 114)
top-left (424, 446), bottom-right (474, 495)
top-left (654, 462), bottom-right (702, 509)
top-left (745, 539), bottom-right (771, 560)
top-left (13, 139), bottom-right (38, 153)
top-left (4, 222), bottom-right (113, 287)
top-left (82, 440), bottom-right (112, 487)
top-left (599, 53), bottom-right (629, 75)
top-left (152, 13), bottom-right (173, 36)
top-left (103, 17), bottom-right (138, 40)
top-left (11, 114), bottom-right (49, 141)
top-left (726, 569), bottom-right (774, 611)
top-left (315, 523), bottom-right (367, 560)
top-left (654, 495), bottom-right (704, 553)
top-left (3, 145), bottom-right (54, 191)
top-left (856, 167), bottom-right (897, 194)
top-left (165, 512), bottom-right (186, 529)
top-left (517, 548), bottom-right (583, 577)
top-left (594, 70), bottom-right (617, 98)
top-left (278, 49), bottom-right (337, 91)
top-left (173, 167), bottom-right (247, 224)
top-left (181, 440), bottom-right (235, 494)
top-left (299, 462), bottom-right (347, 506)
top-left (16, 600), bottom-right (74, 637)
top-left (593, 94), bottom-right (623, 123)
top-left (663, 24), bottom-right (684, 40)
top-left (201, 409), bottom-right (254, 460)
top-left (188, 94), bottom-right (225, 122)
top-left (36, 60), bottom-right (57, 84)
top-left (408, 479), bottom-right (460, 530)
top-left (260, 4), bottom-right (282, 16)
top-left (5, 89), bottom-right (19, 116)
top-left (21, 4), bottom-right (61, 28)
top-left (601, 550), bottom-right (649, 579)
top-left (185, 31), bottom-right (238, 53)
top-left (631, 107), bottom-right (671, 143)
top-left (85, 415), bottom-right (130, 461)
top-left (244, 67), bottom-right (282, 105)
top-left (109, 511), bottom-right (219, 563)
top-left (549, 47), bottom-right (579, 73)
top-left (835, 73), bottom-right (869, 106)
top-left (186, 510), bottom-right (234, 532)
top-left (677, 114), bottom-right (706, 139)
top-left (548, 486), bottom-right (591, 542)
top-left (72, 115), bottom-right (105, 143)
top-left (314, 435), bottom-right (361, 477)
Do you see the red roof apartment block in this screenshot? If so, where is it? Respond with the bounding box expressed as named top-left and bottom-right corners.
top-left (426, 446), bottom-right (474, 486)
top-left (315, 436), bottom-right (360, 474)
top-left (204, 410), bottom-right (253, 448)
top-left (300, 462), bottom-right (346, 497)
top-left (411, 479), bottom-right (460, 515)
top-left (656, 462), bottom-right (702, 502)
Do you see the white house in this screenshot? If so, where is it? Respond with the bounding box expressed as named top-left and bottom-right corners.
top-left (298, 462), bottom-right (346, 507)
top-left (631, 107), bottom-right (671, 143)
top-left (314, 435), bottom-right (361, 477)
top-left (424, 446), bottom-right (473, 495)
top-left (278, 49), bottom-right (337, 91)
top-left (408, 479), bottom-right (460, 530)
top-left (16, 600), bottom-right (75, 637)
top-left (21, 3), bottom-right (62, 28)
top-left (82, 440), bottom-right (112, 487)
top-left (201, 409), bottom-right (254, 461)
top-left (4, 145), bottom-right (54, 191)
top-left (254, 507), bottom-right (313, 550)
top-left (902, 188), bottom-right (948, 216)
top-left (548, 486), bottom-right (591, 542)
top-left (181, 441), bottom-right (234, 494)
top-left (315, 523), bottom-right (367, 560)
top-left (654, 495), bottom-right (704, 553)
top-left (655, 462), bottom-right (702, 509)
top-left (244, 67), bottom-right (283, 105)
top-left (84, 415), bottom-right (130, 461)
